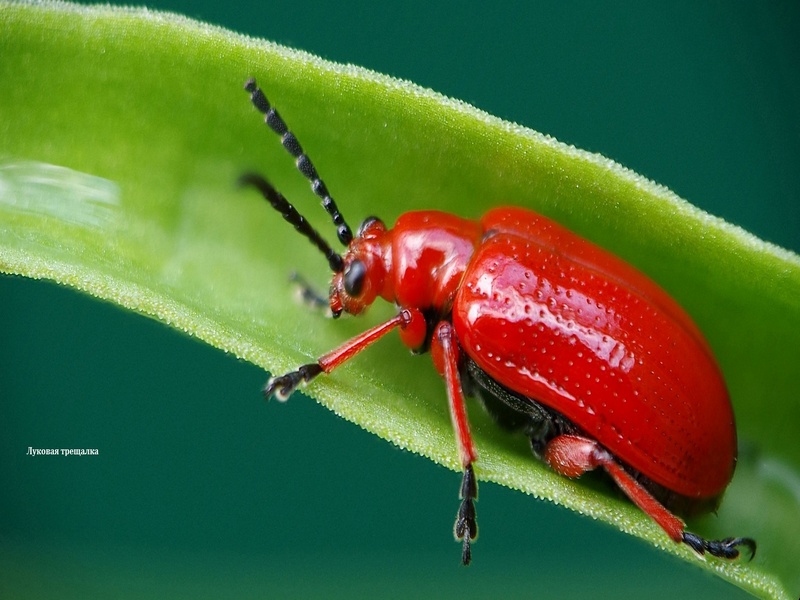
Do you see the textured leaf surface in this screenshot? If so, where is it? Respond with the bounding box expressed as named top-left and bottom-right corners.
top-left (2, 3), bottom-right (799, 598)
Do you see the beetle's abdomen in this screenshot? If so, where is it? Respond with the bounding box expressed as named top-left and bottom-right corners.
top-left (452, 208), bottom-right (736, 499)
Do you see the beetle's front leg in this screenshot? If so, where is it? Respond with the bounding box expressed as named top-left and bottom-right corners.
top-left (432, 321), bottom-right (479, 565)
top-left (265, 364), bottom-right (324, 401)
top-left (264, 309), bottom-right (417, 401)
top-left (289, 271), bottom-right (331, 313)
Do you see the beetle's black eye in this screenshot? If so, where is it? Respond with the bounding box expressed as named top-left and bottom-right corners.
top-left (343, 259), bottom-right (367, 296)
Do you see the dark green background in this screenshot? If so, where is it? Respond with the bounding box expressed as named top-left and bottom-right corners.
top-left (2, 2), bottom-right (798, 598)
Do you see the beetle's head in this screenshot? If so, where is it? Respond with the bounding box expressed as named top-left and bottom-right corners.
top-left (237, 174), bottom-right (390, 318)
top-left (241, 78), bottom-right (394, 318)
top-left (329, 216), bottom-right (390, 317)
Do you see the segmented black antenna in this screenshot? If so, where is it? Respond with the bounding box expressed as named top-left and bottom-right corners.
top-left (239, 173), bottom-right (344, 273)
top-left (244, 78), bottom-right (354, 247)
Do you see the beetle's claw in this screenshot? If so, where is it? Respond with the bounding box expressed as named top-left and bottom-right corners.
top-left (454, 497), bottom-right (477, 565)
top-left (263, 373), bottom-right (300, 402)
top-left (682, 531), bottom-right (757, 561)
top-left (717, 536), bottom-right (757, 561)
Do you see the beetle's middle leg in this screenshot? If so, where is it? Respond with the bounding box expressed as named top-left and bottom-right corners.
top-left (432, 321), bottom-right (479, 566)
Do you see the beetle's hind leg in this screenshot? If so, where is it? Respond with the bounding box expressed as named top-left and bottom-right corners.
top-left (682, 532), bottom-right (756, 560)
top-left (543, 434), bottom-right (756, 560)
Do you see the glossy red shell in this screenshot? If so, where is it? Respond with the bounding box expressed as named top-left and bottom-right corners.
top-left (451, 207), bottom-right (736, 499)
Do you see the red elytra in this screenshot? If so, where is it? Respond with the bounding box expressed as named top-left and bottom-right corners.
top-left (241, 78), bottom-right (755, 564)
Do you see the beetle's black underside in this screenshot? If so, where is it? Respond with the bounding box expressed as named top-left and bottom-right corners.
top-left (460, 356), bottom-right (720, 518)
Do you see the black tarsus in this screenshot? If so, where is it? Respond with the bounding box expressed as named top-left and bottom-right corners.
top-left (244, 78), bottom-right (354, 247)
top-left (682, 531), bottom-right (757, 561)
top-left (263, 363), bottom-right (324, 401)
top-left (454, 464), bottom-right (478, 566)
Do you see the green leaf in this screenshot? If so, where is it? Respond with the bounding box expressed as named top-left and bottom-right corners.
top-left (2, 3), bottom-right (798, 598)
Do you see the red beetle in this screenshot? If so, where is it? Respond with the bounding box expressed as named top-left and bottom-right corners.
top-left (240, 78), bottom-right (755, 564)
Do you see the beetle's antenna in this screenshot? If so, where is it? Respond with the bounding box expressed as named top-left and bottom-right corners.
top-left (245, 78), bottom-right (354, 247)
top-left (239, 172), bottom-right (344, 273)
